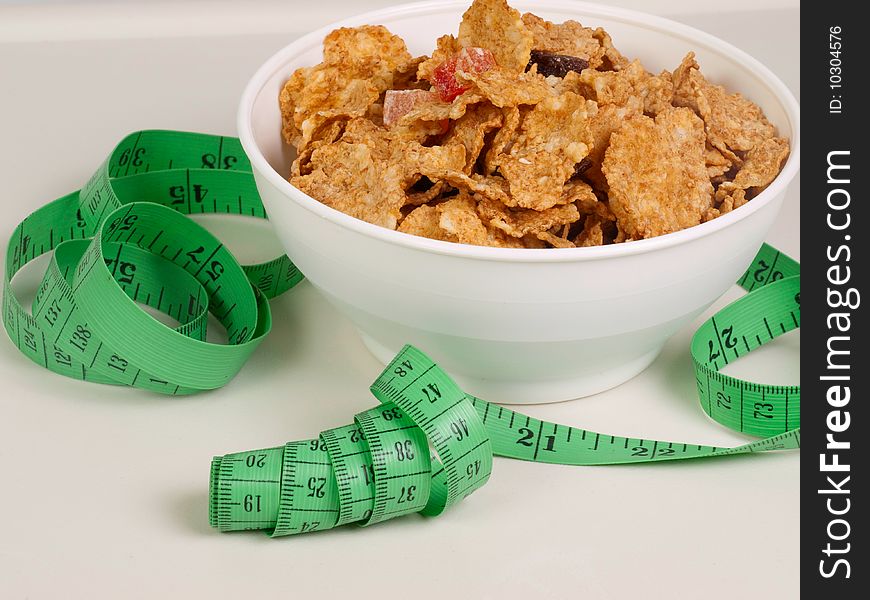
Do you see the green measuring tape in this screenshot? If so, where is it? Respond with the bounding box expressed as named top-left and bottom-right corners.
top-left (3, 130), bottom-right (302, 393)
top-left (2, 130), bottom-right (800, 538)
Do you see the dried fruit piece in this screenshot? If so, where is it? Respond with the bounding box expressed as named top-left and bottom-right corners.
top-left (280, 25), bottom-right (413, 148)
top-left (526, 50), bottom-right (589, 78)
top-left (673, 52), bottom-right (776, 154)
top-left (432, 47), bottom-right (496, 101)
top-left (603, 107), bottom-right (713, 238)
top-left (432, 59), bottom-right (466, 101)
top-left (521, 13), bottom-right (606, 69)
top-left (383, 90), bottom-right (441, 127)
top-left (458, 0), bottom-right (533, 74)
top-left (398, 89), bottom-right (487, 130)
top-left (572, 157), bottom-right (593, 178)
top-left (417, 35), bottom-right (463, 83)
top-left (458, 47), bottom-right (498, 74)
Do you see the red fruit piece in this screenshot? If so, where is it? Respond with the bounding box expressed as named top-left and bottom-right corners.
top-left (432, 47), bottom-right (495, 102)
top-left (432, 57), bottom-right (464, 102)
top-left (383, 89), bottom-right (440, 127)
top-left (456, 47), bottom-right (496, 74)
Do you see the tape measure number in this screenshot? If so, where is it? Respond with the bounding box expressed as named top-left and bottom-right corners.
top-left (210, 249), bottom-right (799, 536)
top-left (0, 130), bottom-right (799, 539)
top-left (3, 131), bottom-right (303, 393)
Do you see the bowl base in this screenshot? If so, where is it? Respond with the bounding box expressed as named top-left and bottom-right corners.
top-left (359, 333), bottom-right (663, 405)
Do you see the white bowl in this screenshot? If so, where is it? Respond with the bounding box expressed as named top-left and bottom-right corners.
top-left (238, 0), bottom-right (800, 404)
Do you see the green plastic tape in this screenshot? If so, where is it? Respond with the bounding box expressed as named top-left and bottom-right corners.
top-left (1, 130), bottom-right (800, 538)
top-left (3, 130), bottom-right (302, 393)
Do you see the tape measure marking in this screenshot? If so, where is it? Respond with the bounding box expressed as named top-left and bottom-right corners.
top-left (0, 130), bottom-right (799, 539)
top-left (208, 249), bottom-right (799, 535)
top-left (4, 130), bottom-right (303, 393)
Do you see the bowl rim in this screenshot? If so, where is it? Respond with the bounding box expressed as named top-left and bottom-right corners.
top-left (238, 0), bottom-right (800, 264)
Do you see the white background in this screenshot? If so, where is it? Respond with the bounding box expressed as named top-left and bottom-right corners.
top-left (0, 1), bottom-right (799, 599)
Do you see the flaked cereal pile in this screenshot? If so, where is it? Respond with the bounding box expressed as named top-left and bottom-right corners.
top-left (280, 0), bottom-right (789, 248)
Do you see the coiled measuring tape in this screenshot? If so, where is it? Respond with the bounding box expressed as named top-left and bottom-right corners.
top-left (3, 130), bottom-right (301, 393)
top-left (1, 130), bottom-right (800, 538)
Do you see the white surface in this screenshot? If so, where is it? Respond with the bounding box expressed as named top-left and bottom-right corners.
top-left (0, 0), bottom-right (800, 41)
top-left (0, 3), bottom-right (799, 599)
top-left (241, 0), bottom-right (800, 403)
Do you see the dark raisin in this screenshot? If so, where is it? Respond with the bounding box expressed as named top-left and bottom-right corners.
top-left (526, 50), bottom-right (589, 78)
top-left (572, 158), bottom-right (593, 178)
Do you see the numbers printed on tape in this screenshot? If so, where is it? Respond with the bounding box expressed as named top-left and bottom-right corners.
top-left (0, 130), bottom-right (800, 539)
top-left (3, 130), bottom-right (304, 393)
top-left (212, 246), bottom-right (799, 536)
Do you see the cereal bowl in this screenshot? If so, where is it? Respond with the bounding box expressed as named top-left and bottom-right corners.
top-left (238, 0), bottom-right (800, 403)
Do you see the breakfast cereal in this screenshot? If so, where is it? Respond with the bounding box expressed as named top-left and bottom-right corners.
top-left (281, 0), bottom-right (789, 248)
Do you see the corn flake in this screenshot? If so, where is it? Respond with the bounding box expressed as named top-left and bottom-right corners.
top-left (574, 214), bottom-right (611, 247)
top-left (280, 2), bottom-right (789, 249)
top-left (291, 138), bottom-right (405, 229)
top-left (673, 52), bottom-right (776, 153)
top-left (399, 193), bottom-right (529, 247)
top-left (384, 90), bottom-right (441, 127)
top-left (521, 13), bottom-right (606, 69)
top-left (705, 144), bottom-right (732, 179)
top-left (603, 107), bottom-right (712, 238)
top-left (580, 61), bottom-right (666, 112)
top-left (496, 91), bottom-right (592, 209)
top-left (593, 28), bottom-right (630, 71)
top-left (483, 106), bottom-right (521, 174)
top-left (478, 196), bottom-right (580, 237)
top-left (280, 25), bottom-right (413, 148)
top-left (582, 98), bottom-right (644, 190)
top-left (537, 230), bottom-right (575, 248)
top-left (406, 181), bottom-right (448, 206)
top-left (457, 68), bottom-right (551, 107)
top-left (442, 103), bottom-right (504, 172)
top-left (732, 136), bottom-right (790, 192)
top-left (458, 0), bottom-right (533, 74)
top-left (398, 204), bottom-right (450, 240)
top-left (713, 183), bottom-right (748, 215)
top-left (418, 35), bottom-right (463, 82)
